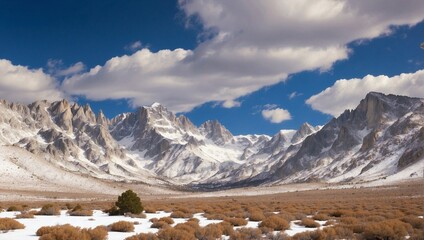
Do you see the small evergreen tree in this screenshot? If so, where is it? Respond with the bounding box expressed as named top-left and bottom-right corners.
top-left (115, 190), bottom-right (143, 215)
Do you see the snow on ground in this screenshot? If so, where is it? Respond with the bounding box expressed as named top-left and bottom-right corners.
top-left (0, 210), bottom-right (326, 240)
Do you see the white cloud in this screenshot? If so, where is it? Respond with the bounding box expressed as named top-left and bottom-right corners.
top-left (288, 91), bottom-right (303, 100)
top-left (125, 41), bottom-right (143, 51)
top-left (62, 0), bottom-right (424, 112)
top-left (306, 69), bottom-right (424, 116)
top-left (262, 107), bottom-right (292, 123)
top-left (47, 59), bottom-right (85, 77)
top-left (222, 99), bottom-right (241, 108)
top-left (0, 59), bottom-right (64, 103)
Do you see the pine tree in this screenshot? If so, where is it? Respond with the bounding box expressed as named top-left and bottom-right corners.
top-left (115, 190), bottom-right (143, 214)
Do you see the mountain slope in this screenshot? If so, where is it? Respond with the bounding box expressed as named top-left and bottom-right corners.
top-left (0, 92), bottom-right (422, 189)
top-left (272, 92), bottom-right (424, 184)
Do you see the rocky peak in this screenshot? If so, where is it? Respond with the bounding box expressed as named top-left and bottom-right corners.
top-left (199, 120), bottom-right (233, 145)
top-left (291, 122), bottom-right (316, 143)
top-left (96, 110), bottom-right (109, 126)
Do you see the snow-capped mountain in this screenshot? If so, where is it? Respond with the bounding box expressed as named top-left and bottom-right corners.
top-left (0, 92), bottom-right (422, 189)
top-left (271, 92), bottom-right (424, 184)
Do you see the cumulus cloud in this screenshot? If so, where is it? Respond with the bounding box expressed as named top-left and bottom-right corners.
top-left (0, 59), bottom-right (64, 103)
top-left (262, 107), bottom-right (292, 123)
top-left (306, 69), bottom-right (424, 116)
top-left (62, 0), bottom-right (424, 112)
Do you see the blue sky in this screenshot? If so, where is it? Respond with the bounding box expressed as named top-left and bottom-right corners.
top-left (0, 0), bottom-right (423, 135)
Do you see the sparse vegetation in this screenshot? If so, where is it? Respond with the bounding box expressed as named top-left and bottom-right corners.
top-left (300, 218), bottom-right (320, 228)
top-left (36, 204), bottom-right (60, 215)
top-left (108, 221), bottom-right (135, 232)
top-left (229, 227), bottom-right (262, 240)
top-left (36, 224), bottom-right (107, 240)
top-left (15, 211), bottom-right (35, 219)
top-left (259, 215), bottom-right (290, 231)
top-left (125, 233), bottom-right (159, 240)
top-left (68, 204), bottom-right (93, 216)
top-left (0, 217), bottom-right (25, 230)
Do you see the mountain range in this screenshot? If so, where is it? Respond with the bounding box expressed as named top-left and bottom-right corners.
top-left (0, 92), bottom-right (422, 190)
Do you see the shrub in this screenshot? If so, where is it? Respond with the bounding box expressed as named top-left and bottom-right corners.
top-left (68, 204), bottom-right (93, 216)
top-left (0, 218), bottom-right (25, 230)
top-left (229, 228), bottom-right (262, 240)
top-left (36, 204), bottom-right (60, 216)
top-left (363, 219), bottom-right (413, 240)
top-left (259, 215), bottom-right (290, 231)
top-left (402, 215), bottom-right (424, 229)
top-left (313, 213), bottom-right (329, 221)
top-left (108, 221), bottom-right (135, 232)
top-left (292, 230), bottom-right (327, 240)
top-left (174, 221), bottom-right (200, 235)
top-left (7, 206), bottom-right (20, 212)
top-left (248, 210), bottom-right (265, 221)
top-left (224, 217), bottom-right (248, 226)
top-left (195, 223), bottom-right (223, 240)
top-left (300, 218), bottom-right (320, 228)
top-left (15, 211), bottom-right (35, 219)
top-left (114, 190), bottom-right (144, 215)
top-left (158, 217), bottom-right (174, 224)
top-left (157, 228), bottom-right (196, 240)
top-left (125, 233), bottom-right (159, 240)
top-left (150, 221), bottom-right (170, 229)
top-left (170, 211), bottom-right (193, 218)
top-left (126, 212), bottom-right (147, 218)
top-left (218, 221), bottom-right (234, 236)
top-left (87, 226), bottom-right (108, 240)
top-left (144, 207), bottom-right (157, 213)
top-left (339, 216), bottom-right (359, 225)
top-left (69, 209), bottom-right (93, 216)
top-left (36, 224), bottom-right (107, 240)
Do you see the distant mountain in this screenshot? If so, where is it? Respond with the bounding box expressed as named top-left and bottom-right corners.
top-left (0, 92), bottom-right (422, 189)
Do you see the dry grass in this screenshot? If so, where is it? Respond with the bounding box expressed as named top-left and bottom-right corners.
top-left (223, 217), bottom-right (248, 226)
top-left (300, 218), bottom-right (320, 228)
top-left (36, 224), bottom-right (107, 240)
top-left (158, 217), bottom-right (174, 224)
top-left (0, 218), bottom-right (25, 231)
top-left (125, 233), bottom-right (159, 240)
top-left (150, 221), bottom-right (170, 229)
top-left (36, 204), bottom-right (60, 216)
top-left (108, 221), bottom-right (135, 232)
top-left (259, 215), bottom-right (290, 231)
top-left (170, 210), bottom-right (193, 218)
top-left (229, 227), bottom-right (262, 240)
top-left (15, 210), bottom-right (36, 219)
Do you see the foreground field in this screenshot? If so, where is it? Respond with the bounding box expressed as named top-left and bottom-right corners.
top-left (0, 180), bottom-right (423, 239)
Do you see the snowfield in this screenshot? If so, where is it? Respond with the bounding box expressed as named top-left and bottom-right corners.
top-left (0, 210), bottom-right (326, 240)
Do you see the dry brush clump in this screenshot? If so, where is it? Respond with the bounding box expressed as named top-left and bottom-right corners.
top-left (259, 215), bottom-right (290, 231)
top-left (68, 204), bottom-right (93, 216)
top-left (108, 221), bottom-right (135, 232)
top-left (170, 210), bottom-right (193, 218)
top-left (158, 217), bottom-right (174, 224)
top-left (36, 224), bottom-right (107, 240)
top-left (229, 227), bottom-right (262, 240)
top-left (150, 221), bottom-right (170, 229)
top-left (300, 218), bottom-right (320, 228)
top-left (0, 218), bottom-right (25, 231)
top-left (15, 210), bottom-right (36, 219)
top-left (195, 223), bottom-right (223, 240)
top-left (223, 217), bottom-right (248, 226)
top-left (36, 204), bottom-right (61, 216)
top-left (125, 232), bottom-right (159, 240)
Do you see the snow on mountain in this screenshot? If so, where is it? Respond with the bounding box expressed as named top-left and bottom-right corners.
top-left (272, 92), bottom-right (424, 184)
top-left (0, 92), bottom-right (422, 189)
